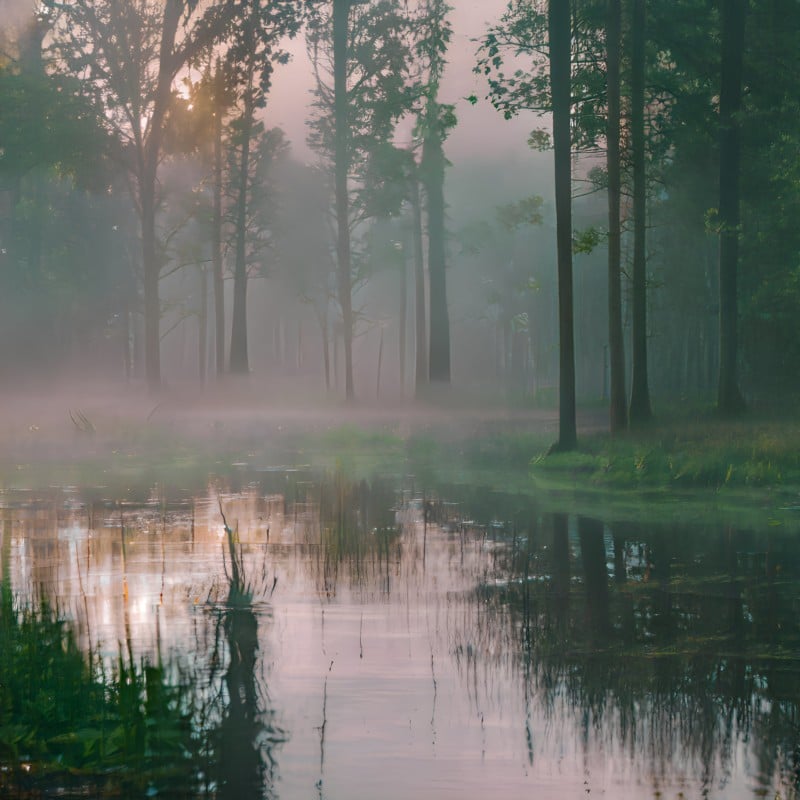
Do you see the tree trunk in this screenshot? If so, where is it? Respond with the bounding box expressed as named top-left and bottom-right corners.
top-left (717, 0), bottom-right (746, 414)
top-left (141, 175), bottom-right (161, 392)
top-left (549, 0), bottom-right (577, 450)
top-left (423, 130), bottom-right (450, 384)
top-left (411, 172), bottom-right (428, 395)
top-left (198, 264), bottom-right (208, 385)
top-left (140, 0), bottom-right (181, 393)
top-left (334, 0), bottom-right (355, 400)
top-left (319, 306), bottom-right (331, 391)
top-left (212, 66), bottom-right (225, 378)
top-left (399, 242), bottom-right (407, 395)
top-left (607, 0), bottom-right (627, 433)
top-left (628, 0), bottom-right (652, 425)
top-left (229, 85), bottom-right (254, 376)
top-left (376, 326), bottom-right (384, 399)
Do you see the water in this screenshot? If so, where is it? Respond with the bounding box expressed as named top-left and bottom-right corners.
top-left (1, 464), bottom-right (799, 799)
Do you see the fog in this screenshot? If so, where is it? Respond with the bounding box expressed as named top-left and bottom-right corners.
top-left (0, 0), bottom-right (795, 429)
top-left (3, 6), bottom-right (800, 797)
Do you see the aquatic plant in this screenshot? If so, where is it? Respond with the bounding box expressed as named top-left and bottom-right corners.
top-left (0, 583), bottom-right (204, 797)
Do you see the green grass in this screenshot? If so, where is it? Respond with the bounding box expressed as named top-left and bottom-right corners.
top-left (4, 405), bottom-right (800, 529)
top-left (0, 585), bottom-right (206, 796)
top-left (532, 415), bottom-right (800, 491)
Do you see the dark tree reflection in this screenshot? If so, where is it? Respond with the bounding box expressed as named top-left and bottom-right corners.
top-left (437, 485), bottom-right (800, 796)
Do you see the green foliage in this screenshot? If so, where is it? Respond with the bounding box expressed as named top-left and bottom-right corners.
top-left (224, 123), bottom-right (290, 277)
top-left (496, 195), bottom-right (544, 231)
top-left (526, 128), bottom-right (551, 151)
top-left (474, 0), bottom-right (607, 149)
top-left (412, 0), bottom-right (457, 143)
top-left (0, 65), bottom-right (109, 188)
top-left (307, 0), bottom-right (417, 170)
top-left (572, 226), bottom-right (604, 255)
top-left (0, 587), bottom-right (203, 796)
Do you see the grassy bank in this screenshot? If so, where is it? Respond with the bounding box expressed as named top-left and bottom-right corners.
top-left (534, 413), bottom-right (800, 490)
top-left (1, 397), bottom-right (799, 528)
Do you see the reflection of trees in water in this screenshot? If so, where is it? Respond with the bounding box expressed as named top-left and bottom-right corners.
top-left (6, 474), bottom-right (800, 796)
top-left (313, 471), bottom-right (402, 597)
top-left (439, 489), bottom-right (800, 796)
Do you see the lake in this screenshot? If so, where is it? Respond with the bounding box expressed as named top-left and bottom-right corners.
top-left (1, 437), bottom-right (798, 799)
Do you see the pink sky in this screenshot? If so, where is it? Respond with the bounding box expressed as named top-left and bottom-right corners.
top-left (267, 0), bottom-right (539, 164)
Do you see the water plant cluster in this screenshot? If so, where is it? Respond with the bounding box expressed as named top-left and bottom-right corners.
top-left (0, 572), bottom-right (283, 798)
top-left (0, 584), bottom-right (208, 797)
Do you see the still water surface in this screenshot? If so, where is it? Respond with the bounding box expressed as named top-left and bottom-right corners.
top-left (1, 463), bottom-right (799, 799)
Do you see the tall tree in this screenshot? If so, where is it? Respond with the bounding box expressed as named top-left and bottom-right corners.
top-left (46, 0), bottom-right (310, 389)
top-left (227, 124), bottom-right (289, 375)
top-left (415, 0), bottom-right (456, 385)
top-left (716, 0), bottom-right (746, 414)
top-left (549, 0), bottom-right (577, 450)
top-left (0, 13), bottom-right (126, 376)
top-left (212, 64), bottom-right (227, 378)
top-left (228, 24), bottom-right (258, 376)
top-left (224, 2), bottom-right (309, 375)
top-left (307, 0), bottom-right (415, 400)
top-left (475, 0), bottom-right (608, 445)
top-left (627, 0), bottom-right (652, 424)
top-left (46, 0), bottom-right (239, 390)
top-left (333, 0), bottom-right (353, 399)
top-left (606, 0), bottom-right (627, 432)
top-left (409, 168), bottom-right (428, 393)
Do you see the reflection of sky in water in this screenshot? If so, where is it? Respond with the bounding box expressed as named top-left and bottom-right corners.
top-left (1, 484), bottom-right (797, 800)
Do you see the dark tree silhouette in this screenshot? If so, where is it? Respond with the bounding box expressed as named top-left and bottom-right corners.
top-left (549, 0), bottom-right (577, 450)
top-left (716, 0), bottom-right (747, 415)
top-left (628, 0), bottom-right (653, 425)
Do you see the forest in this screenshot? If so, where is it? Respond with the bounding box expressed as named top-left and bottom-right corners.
top-left (3, 4), bottom-right (800, 797)
top-left (0, 0), bottom-right (798, 442)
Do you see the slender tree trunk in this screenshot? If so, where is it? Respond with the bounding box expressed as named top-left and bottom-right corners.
top-left (399, 245), bottom-right (407, 394)
top-left (549, 0), bottom-right (577, 450)
top-left (628, 0), bottom-right (652, 424)
top-left (717, 0), bottom-right (746, 414)
top-left (141, 175), bottom-right (161, 392)
top-left (123, 299), bottom-right (132, 381)
top-left (607, 0), bottom-right (627, 433)
top-left (229, 85), bottom-right (254, 375)
top-left (319, 306), bottom-right (331, 391)
top-left (334, 0), bottom-right (355, 400)
top-left (411, 172), bottom-right (428, 395)
top-left (212, 66), bottom-right (225, 378)
top-left (140, 0), bottom-right (181, 393)
top-left (297, 320), bottom-right (303, 370)
top-left (198, 265), bottom-right (208, 384)
top-left (376, 326), bottom-right (384, 399)
top-left (424, 129), bottom-right (450, 383)
top-left (333, 323), bottom-right (339, 390)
